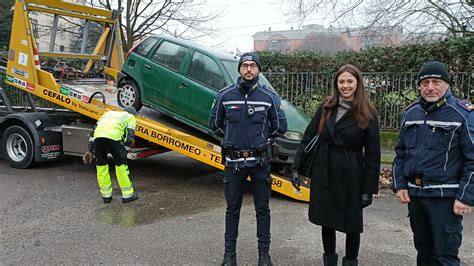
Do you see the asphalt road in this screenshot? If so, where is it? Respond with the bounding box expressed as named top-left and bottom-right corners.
top-left (1, 152), bottom-right (473, 265)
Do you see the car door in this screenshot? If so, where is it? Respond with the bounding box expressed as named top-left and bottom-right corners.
top-left (141, 40), bottom-right (189, 113)
top-left (175, 50), bottom-right (228, 131)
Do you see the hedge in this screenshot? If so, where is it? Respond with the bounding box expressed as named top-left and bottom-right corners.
top-left (256, 37), bottom-right (473, 73)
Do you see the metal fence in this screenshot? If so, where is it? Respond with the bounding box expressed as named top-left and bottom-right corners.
top-left (264, 71), bottom-right (473, 130)
top-left (1, 66), bottom-right (472, 130)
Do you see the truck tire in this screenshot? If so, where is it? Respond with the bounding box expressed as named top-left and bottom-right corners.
top-left (1, 126), bottom-right (35, 169)
top-left (117, 79), bottom-right (142, 111)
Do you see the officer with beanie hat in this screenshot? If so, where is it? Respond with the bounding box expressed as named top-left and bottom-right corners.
top-left (83, 107), bottom-right (139, 204)
top-left (417, 60), bottom-right (450, 85)
top-left (210, 53), bottom-right (287, 266)
top-left (393, 60), bottom-right (474, 265)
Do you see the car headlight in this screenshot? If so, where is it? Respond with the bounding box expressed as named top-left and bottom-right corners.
top-left (284, 131), bottom-right (303, 141)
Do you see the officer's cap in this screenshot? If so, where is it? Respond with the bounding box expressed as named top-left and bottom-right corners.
top-left (238, 52), bottom-right (262, 72)
top-left (417, 61), bottom-right (450, 85)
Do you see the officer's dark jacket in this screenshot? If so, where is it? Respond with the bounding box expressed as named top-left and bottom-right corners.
top-left (209, 83), bottom-right (287, 167)
top-left (392, 90), bottom-right (474, 206)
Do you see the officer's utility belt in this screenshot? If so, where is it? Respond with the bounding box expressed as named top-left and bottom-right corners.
top-left (226, 148), bottom-right (264, 160)
top-left (408, 176), bottom-right (424, 186)
top-left (407, 176), bottom-right (459, 189)
top-left (225, 144), bottom-right (271, 160)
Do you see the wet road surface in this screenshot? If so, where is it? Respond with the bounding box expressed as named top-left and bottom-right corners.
top-left (1, 152), bottom-right (473, 265)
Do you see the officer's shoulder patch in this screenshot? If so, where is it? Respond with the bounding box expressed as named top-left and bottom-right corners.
top-left (404, 100), bottom-right (419, 111)
top-left (457, 99), bottom-right (474, 111)
top-left (219, 85), bottom-right (233, 93)
top-left (260, 84), bottom-right (278, 95)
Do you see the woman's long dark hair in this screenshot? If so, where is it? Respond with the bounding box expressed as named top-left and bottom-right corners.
top-left (323, 64), bottom-right (376, 129)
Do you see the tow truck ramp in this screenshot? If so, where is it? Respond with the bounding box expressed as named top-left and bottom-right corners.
top-left (3, 0), bottom-right (309, 201)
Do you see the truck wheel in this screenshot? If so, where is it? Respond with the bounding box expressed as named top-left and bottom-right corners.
top-left (1, 126), bottom-right (34, 169)
top-left (117, 79), bottom-right (142, 111)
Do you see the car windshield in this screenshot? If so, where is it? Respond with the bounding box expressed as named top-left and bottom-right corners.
top-left (221, 59), bottom-right (272, 88)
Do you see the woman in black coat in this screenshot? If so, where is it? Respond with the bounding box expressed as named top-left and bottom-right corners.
top-left (291, 64), bottom-right (381, 266)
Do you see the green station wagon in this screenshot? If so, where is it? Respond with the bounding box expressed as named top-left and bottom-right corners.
top-left (117, 35), bottom-right (310, 165)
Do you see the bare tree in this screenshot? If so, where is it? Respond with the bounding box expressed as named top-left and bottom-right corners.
top-left (281, 0), bottom-right (473, 42)
top-left (88, 0), bottom-right (219, 51)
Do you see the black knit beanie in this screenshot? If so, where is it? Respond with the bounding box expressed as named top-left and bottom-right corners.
top-left (238, 52), bottom-right (262, 72)
top-left (417, 61), bottom-right (450, 85)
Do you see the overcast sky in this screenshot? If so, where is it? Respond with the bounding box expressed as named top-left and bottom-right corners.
top-left (190, 0), bottom-right (331, 54)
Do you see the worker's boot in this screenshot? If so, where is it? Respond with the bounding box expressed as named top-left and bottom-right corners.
top-left (342, 256), bottom-right (358, 266)
top-left (221, 252), bottom-right (236, 266)
top-left (122, 192), bottom-right (138, 203)
top-left (258, 251), bottom-right (273, 266)
top-left (323, 253), bottom-right (338, 266)
top-left (102, 196), bottom-right (112, 203)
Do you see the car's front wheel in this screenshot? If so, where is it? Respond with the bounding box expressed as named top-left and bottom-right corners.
top-left (117, 79), bottom-right (142, 111)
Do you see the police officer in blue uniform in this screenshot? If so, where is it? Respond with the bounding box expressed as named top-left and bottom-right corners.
top-left (392, 61), bottom-right (474, 265)
top-left (209, 52), bottom-right (287, 266)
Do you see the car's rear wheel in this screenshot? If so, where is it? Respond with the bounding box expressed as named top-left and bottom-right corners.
top-left (117, 79), bottom-right (142, 111)
top-left (1, 126), bottom-right (35, 169)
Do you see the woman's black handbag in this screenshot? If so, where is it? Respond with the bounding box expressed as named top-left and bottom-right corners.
top-left (298, 108), bottom-right (327, 178)
top-left (299, 134), bottom-right (319, 178)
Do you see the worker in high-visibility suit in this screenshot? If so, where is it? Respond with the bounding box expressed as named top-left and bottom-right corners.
top-left (83, 106), bottom-right (138, 203)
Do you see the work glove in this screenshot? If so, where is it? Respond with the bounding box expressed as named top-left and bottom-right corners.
top-left (291, 170), bottom-right (301, 191)
top-left (83, 151), bottom-right (93, 165)
top-left (361, 193), bottom-right (373, 208)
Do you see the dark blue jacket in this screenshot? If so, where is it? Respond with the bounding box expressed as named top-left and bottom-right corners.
top-left (392, 90), bottom-right (474, 206)
top-left (209, 83), bottom-right (287, 167)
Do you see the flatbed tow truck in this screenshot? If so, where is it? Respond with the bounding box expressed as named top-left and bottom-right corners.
top-left (0, 0), bottom-right (309, 201)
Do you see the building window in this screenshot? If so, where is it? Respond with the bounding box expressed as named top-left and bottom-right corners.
top-left (269, 39), bottom-right (286, 51)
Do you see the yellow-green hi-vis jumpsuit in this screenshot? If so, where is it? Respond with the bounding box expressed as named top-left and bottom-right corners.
top-left (91, 111), bottom-right (136, 199)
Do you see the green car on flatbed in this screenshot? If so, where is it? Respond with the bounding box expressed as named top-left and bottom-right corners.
top-left (117, 34), bottom-right (310, 165)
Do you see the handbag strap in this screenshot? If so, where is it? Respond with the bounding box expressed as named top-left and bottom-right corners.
top-left (318, 109), bottom-right (329, 134)
top-left (304, 109), bottom-right (328, 153)
top-left (304, 134), bottom-right (319, 153)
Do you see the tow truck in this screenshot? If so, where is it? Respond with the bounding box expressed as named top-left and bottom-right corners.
top-left (0, 0), bottom-right (309, 201)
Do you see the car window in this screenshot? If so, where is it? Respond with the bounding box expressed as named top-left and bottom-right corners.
top-left (151, 41), bottom-right (189, 72)
top-left (221, 60), bottom-right (240, 82)
top-left (133, 37), bottom-right (157, 56)
top-left (187, 51), bottom-right (226, 90)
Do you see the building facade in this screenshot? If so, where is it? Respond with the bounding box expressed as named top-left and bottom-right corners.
top-left (253, 24), bottom-right (404, 53)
